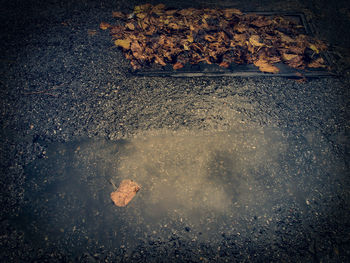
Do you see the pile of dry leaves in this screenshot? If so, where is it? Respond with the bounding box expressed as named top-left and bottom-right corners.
top-left (100, 4), bottom-right (328, 73)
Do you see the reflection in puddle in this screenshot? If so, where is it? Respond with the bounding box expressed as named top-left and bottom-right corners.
top-left (17, 128), bottom-right (345, 256)
top-left (116, 129), bottom-right (285, 220)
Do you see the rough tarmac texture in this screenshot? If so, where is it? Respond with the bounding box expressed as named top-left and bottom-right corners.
top-left (1, 0), bottom-right (349, 262)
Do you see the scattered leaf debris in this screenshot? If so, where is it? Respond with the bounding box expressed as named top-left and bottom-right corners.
top-left (88, 29), bottom-right (97, 36)
top-left (101, 4), bottom-right (328, 73)
top-left (110, 179), bottom-right (141, 207)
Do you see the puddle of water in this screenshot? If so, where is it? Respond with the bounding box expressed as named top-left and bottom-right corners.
top-left (16, 127), bottom-right (348, 256)
top-left (118, 129), bottom-right (284, 219)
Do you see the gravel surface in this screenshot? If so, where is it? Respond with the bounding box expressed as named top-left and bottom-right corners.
top-left (1, 0), bottom-right (349, 262)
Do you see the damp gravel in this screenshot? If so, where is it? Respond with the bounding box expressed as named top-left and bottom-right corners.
top-left (1, 0), bottom-right (350, 262)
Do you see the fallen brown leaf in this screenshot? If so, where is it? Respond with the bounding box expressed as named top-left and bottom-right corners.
top-left (134, 4), bottom-right (152, 14)
top-left (249, 35), bottom-right (264, 47)
top-left (173, 62), bottom-right (184, 70)
top-left (178, 8), bottom-right (196, 16)
top-left (250, 16), bottom-right (272, 27)
top-left (308, 57), bottom-right (326, 68)
top-left (154, 55), bottom-right (166, 66)
top-left (125, 22), bottom-right (135, 30)
top-left (165, 9), bottom-right (177, 15)
top-left (100, 22), bottom-right (111, 30)
top-left (282, 53), bottom-right (299, 61)
top-left (205, 34), bottom-right (216, 42)
top-left (285, 55), bottom-right (304, 69)
top-left (254, 59), bottom-right (280, 73)
top-left (114, 38), bottom-right (131, 49)
top-left (88, 29), bottom-right (97, 36)
top-left (223, 8), bottom-right (243, 18)
top-left (112, 11), bottom-right (126, 19)
top-left (277, 31), bottom-right (295, 43)
top-left (234, 23), bottom-right (247, 33)
top-left (110, 179), bottom-right (140, 207)
top-left (219, 61), bottom-right (230, 68)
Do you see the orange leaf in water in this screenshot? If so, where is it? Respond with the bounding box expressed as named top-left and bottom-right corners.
top-left (110, 179), bottom-right (141, 207)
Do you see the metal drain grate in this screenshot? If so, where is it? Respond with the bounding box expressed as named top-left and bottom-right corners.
top-left (131, 12), bottom-right (335, 78)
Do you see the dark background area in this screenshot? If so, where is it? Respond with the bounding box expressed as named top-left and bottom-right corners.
top-left (1, 0), bottom-right (349, 262)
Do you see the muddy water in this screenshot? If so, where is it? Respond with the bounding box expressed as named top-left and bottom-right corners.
top-left (18, 127), bottom-right (347, 256)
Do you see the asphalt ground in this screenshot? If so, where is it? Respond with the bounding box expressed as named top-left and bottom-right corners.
top-left (1, 0), bottom-right (349, 262)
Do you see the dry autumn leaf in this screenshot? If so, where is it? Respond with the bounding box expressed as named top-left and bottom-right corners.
top-left (205, 34), bottom-right (216, 42)
top-left (112, 11), bottom-right (126, 19)
top-left (250, 16), bottom-right (272, 27)
top-left (153, 3), bottom-right (166, 9)
top-left (282, 53), bottom-right (299, 61)
top-left (173, 62), bottom-right (184, 70)
top-left (136, 12), bottom-right (147, 19)
top-left (168, 22), bottom-right (180, 29)
top-left (178, 8), bottom-right (197, 16)
top-left (219, 61), bottom-right (230, 68)
top-left (254, 59), bottom-right (280, 73)
top-left (99, 22), bottom-right (111, 30)
top-left (249, 35), bottom-right (264, 46)
top-left (308, 57), bottom-right (326, 68)
top-left (134, 3), bottom-right (152, 14)
top-left (223, 8), bottom-right (243, 18)
top-left (277, 31), bottom-right (295, 43)
top-left (234, 23), bottom-right (248, 33)
top-left (165, 9), bottom-right (177, 15)
top-left (114, 38), bottom-right (131, 49)
top-left (233, 34), bottom-right (246, 46)
top-left (286, 55), bottom-right (304, 68)
top-left (125, 22), bottom-right (135, 30)
top-left (308, 43), bottom-right (320, 54)
top-left (88, 29), bottom-right (97, 36)
top-left (110, 179), bottom-right (141, 207)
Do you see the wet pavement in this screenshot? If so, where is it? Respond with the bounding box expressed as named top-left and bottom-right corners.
top-left (15, 128), bottom-right (349, 261)
top-left (1, 0), bottom-right (349, 262)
